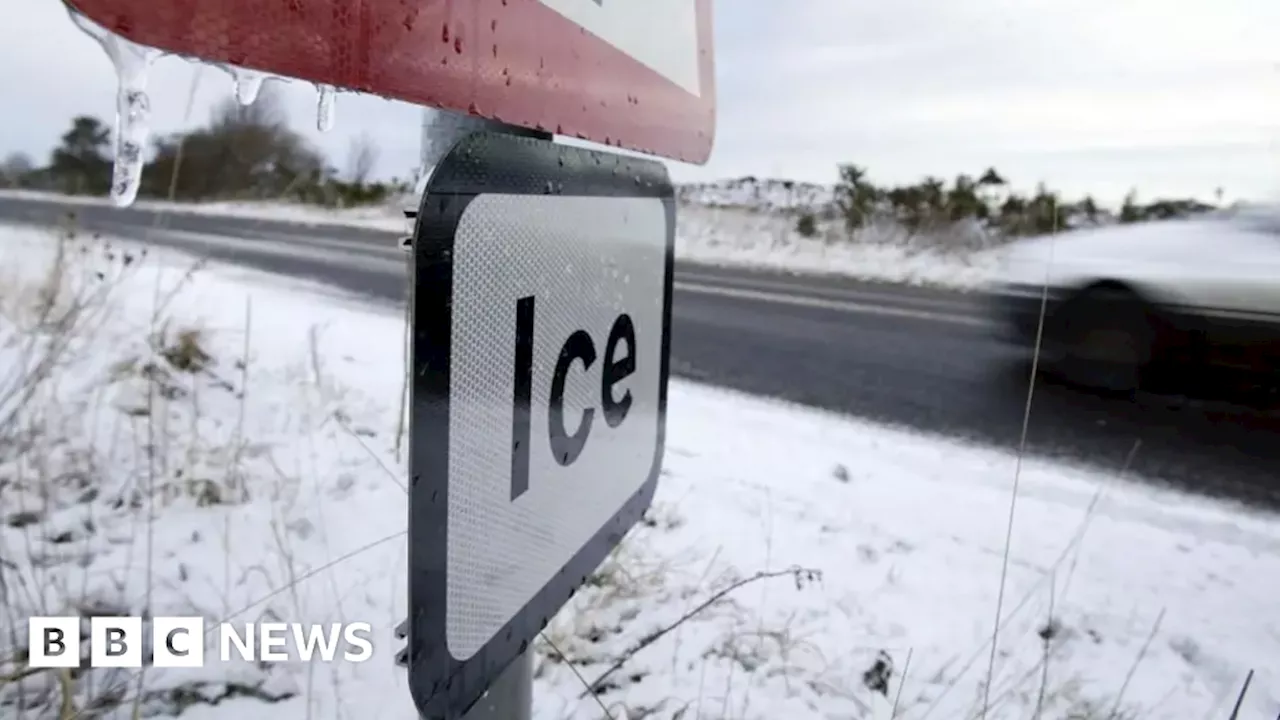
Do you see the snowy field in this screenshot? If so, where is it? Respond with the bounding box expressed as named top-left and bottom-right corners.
top-left (0, 190), bottom-right (1007, 290)
top-left (0, 221), bottom-right (1277, 719)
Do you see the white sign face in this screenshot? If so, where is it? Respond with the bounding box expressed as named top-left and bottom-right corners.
top-left (443, 193), bottom-right (668, 660)
top-left (536, 0), bottom-right (702, 96)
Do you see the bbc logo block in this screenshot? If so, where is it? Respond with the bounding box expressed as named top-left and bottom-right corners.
top-left (28, 616), bottom-right (206, 668)
top-left (27, 616), bottom-right (373, 667)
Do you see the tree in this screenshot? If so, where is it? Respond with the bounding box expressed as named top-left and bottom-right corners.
top-left (977, 167), bottom-right (1006, 187)
top-left (946, 174), bottom-right (986, 222)
top-left (835, 163), bottom-right (879, 231)
top-left (347, 133), bottom-right (379, 185)
top-left (1026, 182), bottom-right (1066, 234)
top-left (885, 185), bottom-right (926, 230)
top-left (0, 152), bottom-right (33, 187)
top-left (919, 177), bottom-right (946, 214)
top-left (48, 116), bottom-right (112, 194)
top-left (998, 194), bottom-right (1029, 235)
top-left (1119, 189), bottom-right (1142, 224)
top-left (795, 210), bottom-right (818, 238)
top-left (142, 85), bottom-right (325, 201)
top-left (1077, 195), bottom-right (1100, 225)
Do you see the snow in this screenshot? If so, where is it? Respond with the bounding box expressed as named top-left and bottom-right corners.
top-left (677, 177), bottom-right (836, 213)
top-left (675, 205), bottom-right (1005, 289)
top-left (0, 190), bottom-right (1007, 290)
top-left (1, 220), bottom-right (1277, 719)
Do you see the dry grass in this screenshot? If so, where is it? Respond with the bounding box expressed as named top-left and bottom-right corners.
top-left (0, 221), bottom-right (356, 718)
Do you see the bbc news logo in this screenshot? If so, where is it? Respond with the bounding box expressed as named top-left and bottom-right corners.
top-left (28, 617), bottom-right (374, 668)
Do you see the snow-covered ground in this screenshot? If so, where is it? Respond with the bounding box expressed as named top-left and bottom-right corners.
top-left (0, 189), bottom-right (1007, 290)
top-left (1, 222), bottom-right (1277, 720)
top-left (677, 177), bottom-right (836, 212)
top-left (676, 206), bottom-right (1003, 288)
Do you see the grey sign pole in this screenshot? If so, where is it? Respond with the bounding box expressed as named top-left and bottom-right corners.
top-left (458, 650), bottom-right (534, 720)
top-left (409, 108), bottom-right (548, 720)
top-left (418, 107), bottom-right (550, 188)
top-left (396, 620), bottom-right (531, 719)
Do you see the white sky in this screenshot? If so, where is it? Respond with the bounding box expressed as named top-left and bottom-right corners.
top-left (3, 0), bottom-right (1277, 206)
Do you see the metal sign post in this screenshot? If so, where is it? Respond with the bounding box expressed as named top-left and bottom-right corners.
top-left (456, 650), bottom-right (533, 720)
top-left (404, 129), bottom-right (675, 718)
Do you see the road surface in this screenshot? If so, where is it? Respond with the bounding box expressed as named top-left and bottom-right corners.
top-left (2, 194), bottom-right (1278, 507)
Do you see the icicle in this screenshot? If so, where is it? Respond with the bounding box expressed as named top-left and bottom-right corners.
top-left (229, 67), bottom-right (266, 106)
top-left (66, 7), bottom-right (158, 208)
top-left (316, 84), bottom-right (336, 132)
top-left (106, 44), bottom-right (155, 208)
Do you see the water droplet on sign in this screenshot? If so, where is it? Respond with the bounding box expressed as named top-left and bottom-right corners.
top-left (316, 85), bottom-right (336, 132)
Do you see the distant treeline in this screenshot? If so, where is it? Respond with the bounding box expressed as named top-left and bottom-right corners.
top-left (825, 164), bottom-right (1217, 239)
top-left (0, 86), bottom-right (411, 208)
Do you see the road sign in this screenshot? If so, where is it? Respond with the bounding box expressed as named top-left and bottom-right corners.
top-left (406, 130), bottom-right (673, 718)
top-left (66, 0), bottom-right (717, 164)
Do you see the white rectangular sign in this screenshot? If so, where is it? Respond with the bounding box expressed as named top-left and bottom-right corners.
top-left (445, 193), bottom-right (667, 658)
top-left (537, 0), bottom-right (703, 95)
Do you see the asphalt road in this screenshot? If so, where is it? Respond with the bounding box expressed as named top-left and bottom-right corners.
top-left (3, 194), bottom-right (1278, 507)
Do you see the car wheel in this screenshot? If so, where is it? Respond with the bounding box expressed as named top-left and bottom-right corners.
top-left (1042, 286), bottom-right (1157, 394)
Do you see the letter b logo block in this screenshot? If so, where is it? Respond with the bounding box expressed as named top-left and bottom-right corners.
top-left (28, 617), bottom-right (81, 668)
top-left (91, 617), bottom-right (143, 668)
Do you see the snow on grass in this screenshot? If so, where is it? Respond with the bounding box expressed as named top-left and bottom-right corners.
top-left (0, 190), bottom-right (1004, 290)
top-left (676, 178), bottom-right (836, 212)
top-left (0, 220), bottom-right (1276, 720)
top-left (676, 206), bottom-right (1004, 289)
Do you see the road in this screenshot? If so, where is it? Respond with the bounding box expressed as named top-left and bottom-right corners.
top-left (3, 194), bottom-right (1279, 507)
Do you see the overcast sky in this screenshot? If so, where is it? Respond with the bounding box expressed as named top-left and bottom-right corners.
top-left (4, 1), bottom-right (1277, 206)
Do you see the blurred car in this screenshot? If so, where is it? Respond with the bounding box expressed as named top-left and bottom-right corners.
top-left (987, 207), bottom-right (1280, 393)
